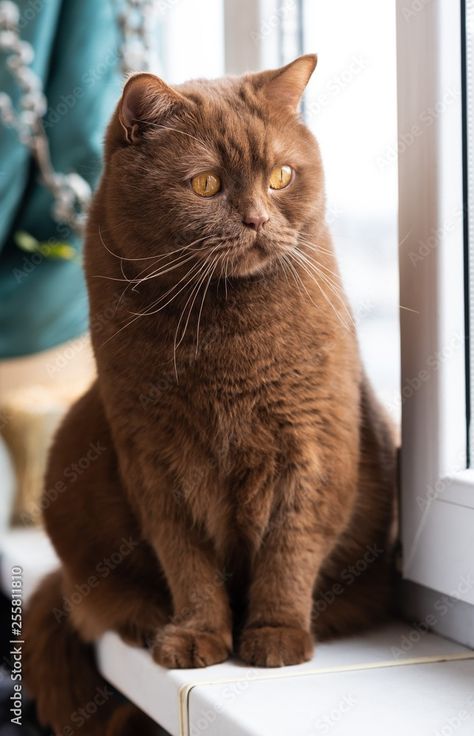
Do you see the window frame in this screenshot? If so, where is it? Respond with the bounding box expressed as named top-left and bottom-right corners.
top-left (397, 0), bottom-right (474, 612)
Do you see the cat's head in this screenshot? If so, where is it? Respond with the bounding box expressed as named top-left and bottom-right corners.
top-left (103, 55), bottom-right (323, 280)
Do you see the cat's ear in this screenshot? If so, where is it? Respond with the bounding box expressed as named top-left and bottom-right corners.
top-left (253, 54), bottom-right (317, 113)
top-left (118, 73), bottom-right (189, 144)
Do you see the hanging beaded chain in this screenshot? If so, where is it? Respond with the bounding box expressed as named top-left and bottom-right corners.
top-left (0, 0), bottom-right (157, 236)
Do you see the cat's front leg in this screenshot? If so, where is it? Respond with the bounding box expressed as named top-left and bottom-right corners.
top-left (238, 474), bottom-right (353, 667)
top-left (144, 488), bottom-right (233, 668)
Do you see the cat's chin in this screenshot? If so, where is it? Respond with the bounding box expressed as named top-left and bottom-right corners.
top-left (224, 246), bottom-right (275, 278)
top-left (222, 237), bottom-right (292, 278)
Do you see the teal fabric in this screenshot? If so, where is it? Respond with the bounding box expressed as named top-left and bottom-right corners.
top-left (0, 0), bottom-right (122, 358)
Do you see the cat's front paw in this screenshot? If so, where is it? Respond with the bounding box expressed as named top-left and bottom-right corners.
top-left (238, 626), bottom-right (314, 667)
top-left (152, 624), bottom-right (231, 668)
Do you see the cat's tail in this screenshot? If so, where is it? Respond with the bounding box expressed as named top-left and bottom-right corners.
top-left (23, 569), bottom-right (161, 735)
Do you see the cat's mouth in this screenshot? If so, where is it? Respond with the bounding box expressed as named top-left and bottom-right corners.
top-left (193, 227), bottom-right (297, 278)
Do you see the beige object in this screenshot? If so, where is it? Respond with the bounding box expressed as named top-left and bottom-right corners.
top-left (0, 334), bottom-right (96, 526)
top-left (0, 332), bottom-right (96, 393)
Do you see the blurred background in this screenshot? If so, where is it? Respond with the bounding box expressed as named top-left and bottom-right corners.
top-left (0, 0), bottom-right (400, 535)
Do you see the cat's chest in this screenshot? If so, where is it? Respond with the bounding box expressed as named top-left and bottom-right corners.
top-left (152, 328), bottom-right (325, 449)
top-left (171, 352), bottom-right (322, 503)
top-left (188, 358), bottom-right (302, 440)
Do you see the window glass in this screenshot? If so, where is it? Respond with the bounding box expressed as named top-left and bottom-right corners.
top-left (157, 0), bottom-right (225, 83)
top-left (301, 0), bottom-right (400, 416)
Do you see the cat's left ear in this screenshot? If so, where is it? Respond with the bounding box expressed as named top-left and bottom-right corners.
top-left (118, 73), bottom-right (189, 144)
top-left (253, 54), bottom-right (317, 113)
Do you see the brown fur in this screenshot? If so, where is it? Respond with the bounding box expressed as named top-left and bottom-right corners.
top-left (24, 56), bottom-right (397, 732)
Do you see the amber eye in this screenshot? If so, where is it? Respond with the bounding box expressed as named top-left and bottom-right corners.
top-left (269, 165), bottom-right (293, 190)
top-left (191, 171), bottom-right (221, 197)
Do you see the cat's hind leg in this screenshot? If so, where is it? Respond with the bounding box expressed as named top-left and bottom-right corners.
top-left (24, 570), bottom-right (165, 735)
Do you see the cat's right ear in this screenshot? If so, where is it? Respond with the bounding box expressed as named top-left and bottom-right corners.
top-left (118, 73), bottom-right (189, 144)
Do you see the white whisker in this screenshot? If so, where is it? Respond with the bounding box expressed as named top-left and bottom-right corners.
top-left (287, 251), bottom-right (350, 331)
top-left (99, 224), bottom-right (158, 262)
top-left (294, 249), bottom-right (354, 328)
top-left (195, 253), bottom-right (223, 356)
top-left (173, 247), bottom-right (222, 378)
top-left (140, 121), bottom-right (208, 148)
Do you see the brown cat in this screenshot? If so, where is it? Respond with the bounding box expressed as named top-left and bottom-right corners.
top-left (24, 55), bottom-right (397, 735)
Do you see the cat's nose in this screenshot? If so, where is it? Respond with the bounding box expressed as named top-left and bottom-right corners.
top-left (242, 210), bottom-right (269, 232)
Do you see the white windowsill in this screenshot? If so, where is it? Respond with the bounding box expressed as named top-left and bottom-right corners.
top-left (1, 528), bottom-right (474, 735)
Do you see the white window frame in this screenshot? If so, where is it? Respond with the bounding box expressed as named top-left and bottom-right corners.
top-left (397, 0), bottom-right (474, 616)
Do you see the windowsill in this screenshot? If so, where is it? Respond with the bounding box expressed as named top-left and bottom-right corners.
top-left (1, 528), bottom-right (474, 735)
